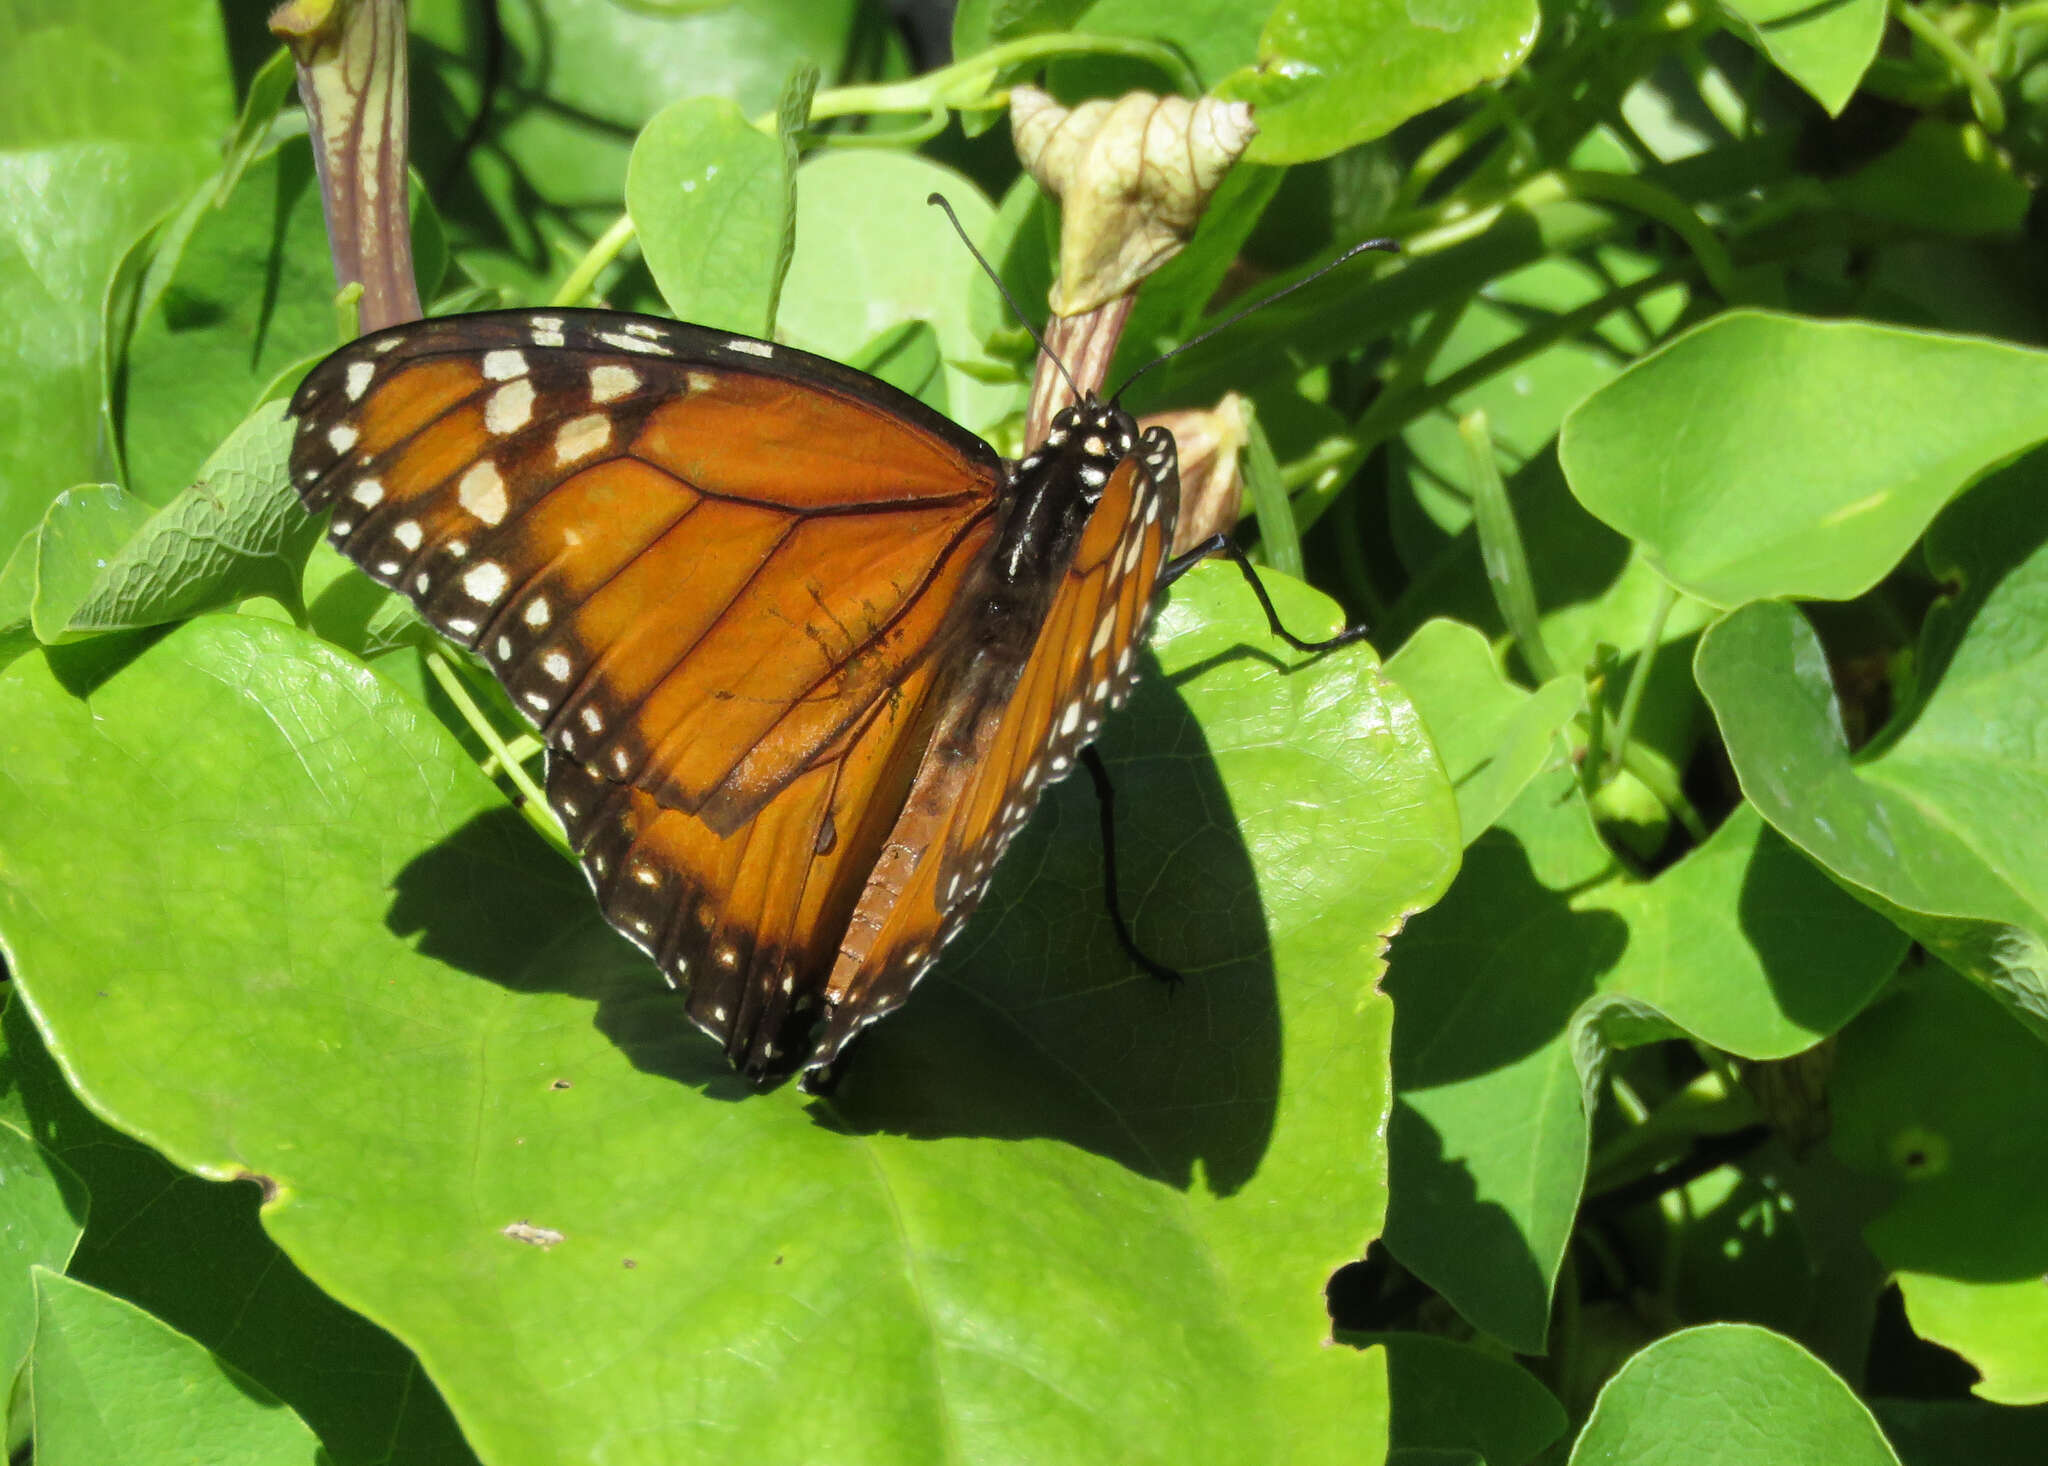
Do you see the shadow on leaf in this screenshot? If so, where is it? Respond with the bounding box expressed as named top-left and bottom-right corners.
top-left (387, 658), bottom-right (1283, 1193)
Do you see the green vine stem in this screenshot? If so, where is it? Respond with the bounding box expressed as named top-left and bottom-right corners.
top-left (422, 650), bottom-right (567, 853)
top-left (1461, 409), bottom-right (1558, 683)
top-left (1892, 0), bottom-right (2007, 132)
top-left (1606, 579), bottom-right (1680, 779)
top-left (790, 32), bottom-right (1203, 130)
top-left (549, 213), bottom-right (639, 308)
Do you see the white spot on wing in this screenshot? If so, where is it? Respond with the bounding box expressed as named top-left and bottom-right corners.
top-left (542, 651), bottom-right (572, 682)
top-left (462, 562), bottom-right (509, 603)
top-left (589, 364), bottom-right (639, 403)
top-left (486, 379), bottom-right (535, 434)
top-left (349, 478), bottom-right (384, 508)
top-left (327, 424), bottom-right (357, 454)
top-left (725, 338), bottom-right (774, 358)
top-left (596, 331), bottom-right (671, 356)
top-left (554, 413), bottom-right (611, 464)
top-left (344, 361), bottom-right (374, 400)
top-left (457, 462), bottom-right (508, 525)
top-left (392, 519), bottom-right (423, 551)
top-left (523, 597), bottom-right (550, 629)
top-left (482, 349), bottom-right (528, 381)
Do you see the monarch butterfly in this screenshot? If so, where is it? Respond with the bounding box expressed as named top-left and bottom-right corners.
top-left (287, 295), bottom-right (1363, 1087)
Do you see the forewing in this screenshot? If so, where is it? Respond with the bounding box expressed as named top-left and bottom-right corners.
top-left (288, 308), bottom-right (1007, 1082)
top-left (287, 309), bottom-right (1002, 832)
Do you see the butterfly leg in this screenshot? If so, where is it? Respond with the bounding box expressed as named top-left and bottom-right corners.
top-left (1080, 746), bottom-right (1183, 989)
top-left (1159, 533), bottom-right (1371, 654)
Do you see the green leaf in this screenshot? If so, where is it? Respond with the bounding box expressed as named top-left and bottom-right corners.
top-left (1384, 617), bottom-right (1581, 845)
top-left (1071, 0), bottom-right (1271, 87)
top-left (0, 1001), bottom-right (475, 1466)
top-left (1696, 592), bottom-right (2048, 1040)
top-left (1872, 1399), bottom-right (2048, 1466)
top-left (410, 0), bottom-right (866, 292)
top-left (1833, 121), bottom-right (2031, 237)
top-left (1717, 0), bottom-right (1886, 116)
top-left (1366, 1332), bottom-right (1567, 1465)
top-left (1385, 773), bottom-right (1903, 1349)
top-left (1566, 1324), bottom-right (1900, 1465)
top-left (1218, 0), bottom-right (1543, 165)
top-left (845, 318), bottom-right (949, 416)
top-left (213, 46), bottom-right (298, 207)
top-left (778, 151), bottom-right (1019, 435)
top-left (37, 403), bottom-right (309, 641)
top-left (0, 1121), bottom-right (82, 1426)
top-left (1559, 312), bottom-right (2048, 608)
top-left (28, 1269), bottom-right (325, 1466)
top-left (0, 0), bottom-right (232, 556)
top-left (626, 97), bottom-right (791, 338)
top-left (26, 485), bottom-right (154, 644)
top-left (116, 140), bottom-right (343, 504)
top-left (0, 564), bottom-right (1455, 1463)
top-left (1832, 963), bottom-right (2048, 1405)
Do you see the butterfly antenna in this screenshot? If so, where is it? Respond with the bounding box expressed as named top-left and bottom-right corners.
top-left (1109, 237), bottom-right (1401, 402)
top-left (926, 192), bottom-right (1085, 406)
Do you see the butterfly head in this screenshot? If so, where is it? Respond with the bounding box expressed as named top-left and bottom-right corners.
top-left (1018, 400), bottom-right (1140, 504)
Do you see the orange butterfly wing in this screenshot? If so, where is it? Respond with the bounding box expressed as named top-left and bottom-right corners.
top-left (812, 431), bottom-right (1180, 1071)
top-left (290, 311), bottom-right (1001, 1076)
top-left (291, 311), bottom-right (1000, 834)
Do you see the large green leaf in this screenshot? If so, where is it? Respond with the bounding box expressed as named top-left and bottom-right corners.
top-left (1560, 313), bottom-right (2048, 608)
top-left (625, 94), bottom-right (792, 338)
top-left (1368, 1332), bottom-right (1566, 1465)
top-left (1832, 963), bottom-right (2048, 1405)
top-left (0, 565), bottom-right (1456, 1463)
top-left (1218, 0), bottom-right (1543, 165)
top-left (116, 140), bottom-right (342, 504)
top-left (30, 403), bottom-right (308, 641)
top-left (409, 0), bottom-right (866, 288)
top-left (1383, 772), bottom-right (1903, 1350)
top-left (0, 999), bottom-right (474, 1466)
top-left (1696, 584), bottom-right (2048, 1038)
top-left (0, 0), bottom-right (230, 555)
top-left (0, 1117), bottom-right (81, 1431)
top-left (1384, 617), bottom-right (1580, 846)
top-left (1717, 0), bottom-right (1886, 116)
top-left (1566, 1324), bottom-right (1900, 1465)
top-left (21, 484), bottom-right (153, 643)
top-left (778, 150), bottom-right (1019, 436)
top-left (27, 1270), bottom-right (324, 1465)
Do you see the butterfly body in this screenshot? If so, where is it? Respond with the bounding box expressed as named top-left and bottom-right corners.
top-left (290, 308), bottom-right (1176, 1083)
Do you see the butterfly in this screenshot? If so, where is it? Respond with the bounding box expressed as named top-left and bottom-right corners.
top-left (286, 306), bottom-right (1207, 1085)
